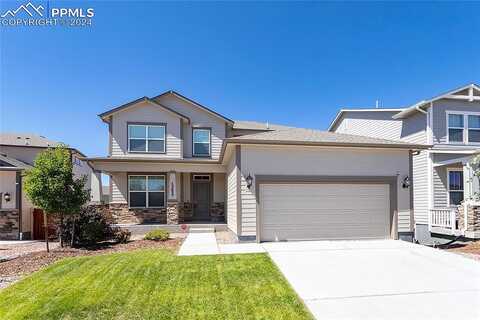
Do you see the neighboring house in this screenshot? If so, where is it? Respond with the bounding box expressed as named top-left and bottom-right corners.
top-left (85, 90), bottom-right (426, 242)
top-left (329, 83), bottom-right (480, 242)
top-left (0, 133), bottom-right (102, 240)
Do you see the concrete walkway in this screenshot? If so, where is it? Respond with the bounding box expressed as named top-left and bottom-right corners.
top-left (178, 232), bottom-right (265, 256)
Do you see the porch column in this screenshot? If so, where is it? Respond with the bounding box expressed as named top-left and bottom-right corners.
top-left (463, 161), bottom-right (475, 230)
top-left (166, 171), bottom-right (179, 224)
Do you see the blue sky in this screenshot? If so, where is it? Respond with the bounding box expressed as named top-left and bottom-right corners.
top-left (1, 1), bottom-right (479, 163)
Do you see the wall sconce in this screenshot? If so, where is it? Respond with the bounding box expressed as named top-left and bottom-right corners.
top-left (402, 176), bottom-right (410, 189)
top-left (245, 174), bottom-right (253, 189)
top-left (4, 192), bottom-right (11, 202)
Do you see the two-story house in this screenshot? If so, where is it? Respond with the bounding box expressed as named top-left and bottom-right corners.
top-left (86, 90), bottom-right (427, 242)
top-left (329, 83), bottom-right (480, 243)
top-left (0, 133), bottom-right (102, 240)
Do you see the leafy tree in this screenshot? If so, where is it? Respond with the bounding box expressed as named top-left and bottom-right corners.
top-left (23, 145), bottom-right (90, 252)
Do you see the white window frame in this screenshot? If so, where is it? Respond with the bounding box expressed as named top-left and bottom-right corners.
top-left (447, 168), bottom-right (464, 206)
top-left (128, 175), bottom-right (166, 208)
top-left (192, 128), bottom-right (211, 157)
top-left (446, 111), bottom-right (480, 145)
top-left (128, 124), bottom-right (166, 153)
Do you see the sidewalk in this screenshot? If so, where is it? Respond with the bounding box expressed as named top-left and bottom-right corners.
top-left (178, 232), bottom-right (265, 256)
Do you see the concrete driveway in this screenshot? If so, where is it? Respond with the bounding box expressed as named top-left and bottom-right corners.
top-left (262, 240), bottom-right (480, 320)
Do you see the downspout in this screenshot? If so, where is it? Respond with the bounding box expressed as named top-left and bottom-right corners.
top-left (16, 171), bottom-right (22, 240)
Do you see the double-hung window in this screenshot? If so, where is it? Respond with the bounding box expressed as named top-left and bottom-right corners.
top-left (448, 170), bottom-right (464, 206)
top-left (128, 124), bottom-right (165, 153)
top-left (193, 128), bottom-right (211, 157)
top-left (448, 114), bottom-right (464, 143)
top-left (129, 175), bottom-right (166, 208)
top-left (468, 115), bottom-right (480, 143)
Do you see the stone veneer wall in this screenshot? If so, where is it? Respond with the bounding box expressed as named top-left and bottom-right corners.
top-left (109, 203), bottom-right (167, 224)
top-left (458, 205), bottom-right (480, 232)
top-left (108, 202), bottom-right (225, 224)
top-left (0, 209), bottom-right (19, 240)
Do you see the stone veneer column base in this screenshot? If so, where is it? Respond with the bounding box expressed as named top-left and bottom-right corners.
top-left (0, 209), bottom-right (19, 240)
top-left (458, 204), bottom-right (480, 233)
top-left (167, 201), bottom-right (179, 225)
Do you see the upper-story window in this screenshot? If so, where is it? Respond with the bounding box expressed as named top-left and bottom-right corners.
top-left (128, 124), bottom-right (165, 153)
top-left (447, 113), bottom-right (480, 144)
top-left (193, 128), bottom-right (211, 157)
top-left (468, 115), bottom-right (480, 143)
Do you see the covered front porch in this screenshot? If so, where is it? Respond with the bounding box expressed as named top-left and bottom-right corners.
top-left (88, 158), bottom-right (226, 225)
top-left (429, 152), bottom-right (480, 238)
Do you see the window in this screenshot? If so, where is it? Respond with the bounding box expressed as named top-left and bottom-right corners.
top-left (448, 114), bottom-right (464, 143)
top-left (468, 115), bottom-right (480, 143)
top-left (448, 170), bottom-right (464, 206)
top-left (193, 128), bottom-right (211, 156)
top-left (128, 175), bottom-right (165, 208)
top-left (128, 124), bottom-right (165, 153)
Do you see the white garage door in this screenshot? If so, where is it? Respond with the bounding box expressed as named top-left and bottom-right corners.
top-left (260, 183), bottom-right (390, 241)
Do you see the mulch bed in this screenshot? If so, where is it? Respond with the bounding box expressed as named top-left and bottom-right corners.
top-left (0, 239), bottom-right (181, 277)
top-left (445, 240), bottom-right (480, 261)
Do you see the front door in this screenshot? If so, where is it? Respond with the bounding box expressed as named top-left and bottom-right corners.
top-left (192, 180), bottom-right (211, 221)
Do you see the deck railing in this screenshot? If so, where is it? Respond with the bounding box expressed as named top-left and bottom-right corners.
top-left (429, 207), bottom-right (457, 232)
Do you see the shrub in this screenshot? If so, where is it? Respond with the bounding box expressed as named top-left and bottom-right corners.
top-left (144, 229), bottom-right (169, 241)
top-left (60, 206), bottom-right (128, 247)
top-left (112, 228), bottom-right (131, 244)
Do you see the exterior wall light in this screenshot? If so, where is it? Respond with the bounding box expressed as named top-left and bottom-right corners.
top-left (4, 192), bottom-right (11, 202)
top-left (245, 174), bottom-right (253, 189)
top-left (402, 176), bottom-right (410, 189)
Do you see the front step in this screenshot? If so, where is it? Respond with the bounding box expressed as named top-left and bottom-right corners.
top-left (189, 227), bottom-right (215, 233)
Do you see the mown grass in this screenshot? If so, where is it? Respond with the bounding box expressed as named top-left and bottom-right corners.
top-left (0, 249), bottom-right (312, 320)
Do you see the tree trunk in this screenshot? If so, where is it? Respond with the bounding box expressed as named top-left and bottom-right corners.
top-left (71, 216), bottom-right (75, 247)
top-left (59, 214), bottom-right (64, 248)
top-left (43, 212), bottom-right (50, 253)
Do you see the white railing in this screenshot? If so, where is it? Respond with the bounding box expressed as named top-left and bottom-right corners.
top-left (429, 208), bottom-right (457, 232)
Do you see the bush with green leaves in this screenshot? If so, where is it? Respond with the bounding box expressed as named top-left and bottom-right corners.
top-left (61, 206), bottom-right (130, 247)
top-left (144, 229), bottom-right (169, 241)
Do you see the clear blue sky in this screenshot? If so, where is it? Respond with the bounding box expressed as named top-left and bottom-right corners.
top-left (1, 1), bottom-right (479, 160)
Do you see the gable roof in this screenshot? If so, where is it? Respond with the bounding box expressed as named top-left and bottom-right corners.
top-left (225, 127), bottom-right (428, 150)
top-left (328, 108), bottom-right (404, 132)
top-left (393, 83), bottom-right (480, 119)
top-left (0, 153), bottom-right (33, 171)
top-left (98, 97), bottom-right (190, 123)
top-left (152, 90), bottom-right (234, 124)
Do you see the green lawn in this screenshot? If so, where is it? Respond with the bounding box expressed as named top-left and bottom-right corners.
top-left (0, 249), bottom-right (312, 320)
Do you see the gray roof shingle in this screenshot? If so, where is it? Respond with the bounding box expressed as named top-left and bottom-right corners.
top-left (226, 128), bottom-right (428, 149)
top-left (232, 120), bottom-right (292, 131)
top-left (0, 133), bottom-right (61, 148)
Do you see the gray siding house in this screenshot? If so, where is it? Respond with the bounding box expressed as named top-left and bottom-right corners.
top-left (85, 90), bottom-right (427, 242)
top-left (329, 83), bottom-right (480, 242)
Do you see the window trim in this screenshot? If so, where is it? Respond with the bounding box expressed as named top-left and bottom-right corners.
top-left (446, 111), bottom-right (480, 145)
top-left (192, 127), bottom-right (212, 157)
top-left (128, 174), bottom-right (166, 208)
top-left (127, 122), bottom-right (167, 154)
top-left (447, 168), bottom-right (464, 206)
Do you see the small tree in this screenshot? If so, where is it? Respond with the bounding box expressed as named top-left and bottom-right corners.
top-left (24, 145), bottom-right (90, 252)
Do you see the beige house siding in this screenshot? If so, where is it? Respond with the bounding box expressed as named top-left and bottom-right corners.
top-left (110, 100), bottom-right (182, 158)
top-left (111, 172), bottom-right (128, 204)
top-left (226, 152), bottom-right (238, 234)
top-left (213, 173), bottom-right (225, 203)
top-left (239, 145), bottom-right (412, 238)
top-left (154, 94), bottom-right (226, 160)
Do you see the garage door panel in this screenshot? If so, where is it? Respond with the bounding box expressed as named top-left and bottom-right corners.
top-left (260, 183), bottom-right (390, 241)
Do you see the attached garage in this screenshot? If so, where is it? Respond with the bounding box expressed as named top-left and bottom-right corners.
top-left (259, 182), bottom-right (393, 241)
